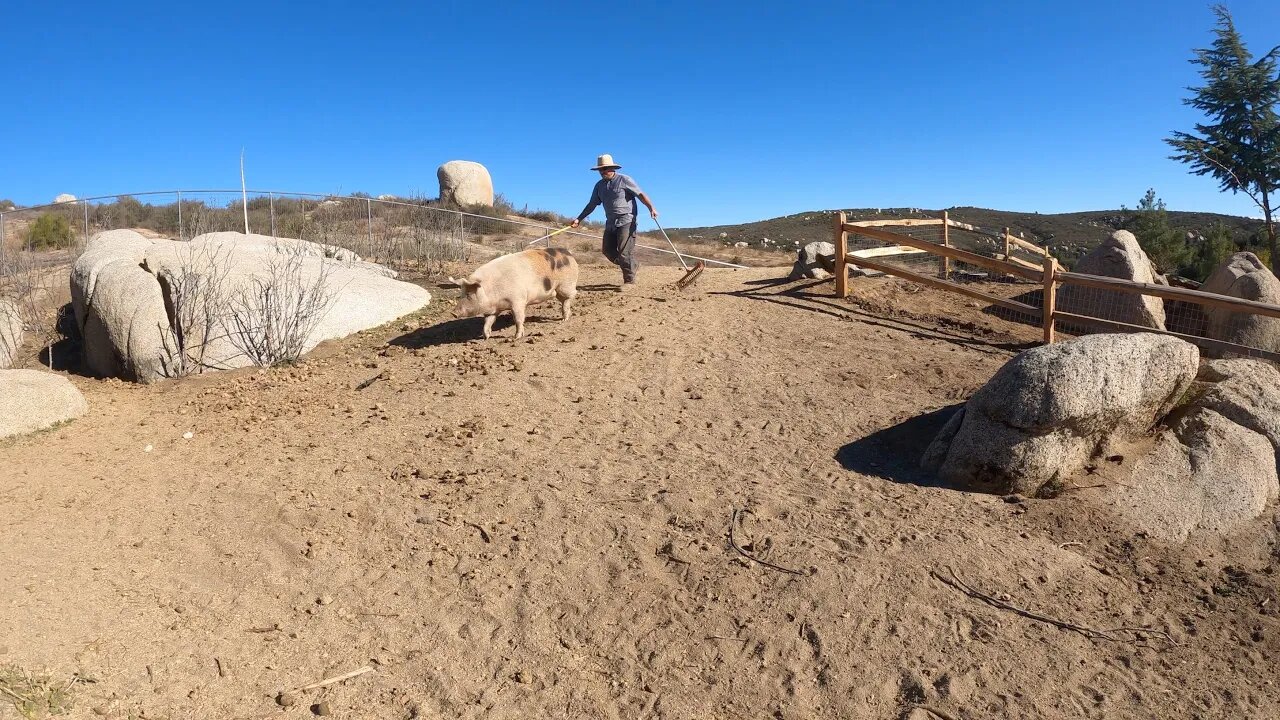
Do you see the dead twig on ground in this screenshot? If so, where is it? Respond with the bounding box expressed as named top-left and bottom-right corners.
top-left (355, 372), bottom-right (384, 390)
top-left (1058, 541), bottom-right (1084, 550)
top-left (728, 507), bottom-right (808, 576)
top-left (910, 704), bottom-right (962, 720)
top-left (932, 565), bottom-right (1177, 645)
top-left (297, 666), bottom-right (375, 692)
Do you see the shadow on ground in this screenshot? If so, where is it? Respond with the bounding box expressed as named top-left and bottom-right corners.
top-left (718, 277), bottom-right (1037, 356)
top-left (390, 315), bottom-right (563, 348)
top-left (835, 404), bottom-right (963, 487)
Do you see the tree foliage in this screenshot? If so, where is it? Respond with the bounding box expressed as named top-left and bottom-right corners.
top-left (1166, 4), bottom-right (1280, 273)
top-left (25, 213), bottom-right (75, 249)
top-left (1124, 188), bottom-right (1190, 274)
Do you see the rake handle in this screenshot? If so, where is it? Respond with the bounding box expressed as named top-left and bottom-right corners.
top-left (652, 219), bottom-right (690, 272)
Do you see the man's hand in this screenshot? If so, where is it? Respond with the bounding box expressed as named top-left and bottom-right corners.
top-left (570, 218), bottom-right (581, 228)
top-left (650, 209), bottom-right (659, 220)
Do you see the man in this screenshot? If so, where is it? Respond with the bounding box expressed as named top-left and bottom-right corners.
top-left (570, 154), bottom-right (658, 290)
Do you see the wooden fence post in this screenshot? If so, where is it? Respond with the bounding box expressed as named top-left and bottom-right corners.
top-left (835, 210), bottom-right (849, 297)
top-left (1042, 255), bottom-right (1058, 344)
top-left (941, 211), bottom-right (951, 279)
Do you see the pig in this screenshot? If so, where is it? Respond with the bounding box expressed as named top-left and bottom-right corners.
top-left (449, 247), bottom-right (579, 339)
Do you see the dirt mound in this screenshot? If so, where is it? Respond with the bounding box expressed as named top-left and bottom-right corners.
top-left (1, 266), bottom-right (1277, 719)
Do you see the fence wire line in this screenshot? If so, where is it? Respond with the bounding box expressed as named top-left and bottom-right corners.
top-left (0, 189), bottom-right (746, 269)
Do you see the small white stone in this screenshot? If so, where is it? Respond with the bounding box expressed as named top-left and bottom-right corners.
top-left (182, 431), bottom-right (194, 439)
top-left (143, 444), bottom-right (153, 452)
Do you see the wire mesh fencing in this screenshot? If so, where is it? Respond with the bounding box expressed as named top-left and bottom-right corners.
top-left (0, 191), bottom-right (574, 278)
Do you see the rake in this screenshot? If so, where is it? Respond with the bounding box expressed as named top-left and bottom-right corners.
top-left (653, 219), bottom-right (705, 290)
top-left (526, 224), bottom-right (573, 247)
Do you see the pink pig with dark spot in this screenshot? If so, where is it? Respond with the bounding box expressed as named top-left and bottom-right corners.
top-left (449, 247), bottom-right (579, 339)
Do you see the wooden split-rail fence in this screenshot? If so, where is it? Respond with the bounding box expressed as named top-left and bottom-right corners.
top-left (831, 211), bottom-right (1280, 362)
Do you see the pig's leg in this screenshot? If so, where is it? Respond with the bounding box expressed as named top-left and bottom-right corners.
top-left (512, 304), bottom-right (527, 339)
top-left (557, 284), bottom-right (577, 322)
top-left (482, 314), bottom-right (496, 339)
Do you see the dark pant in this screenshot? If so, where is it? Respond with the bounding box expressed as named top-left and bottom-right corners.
top-left (602, 215), bottom-right (639, 283)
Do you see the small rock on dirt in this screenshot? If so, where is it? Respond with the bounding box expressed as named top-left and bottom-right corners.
top-left (312, 702), bottom-right (332, 716)
top-left (277, 691), bottom-right (299, 707)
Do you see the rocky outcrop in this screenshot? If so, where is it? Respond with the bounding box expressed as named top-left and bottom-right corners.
top-left (789, 241), bottom-right (835, 280)
top-left (1057, 230), bottom-right (1165, 329)
top-left (437, 161), bottom-right (494, 208)
top-left (71, 231), bottom-right (432, 382)
top-left (1199, 252), bottom-right (1280, 356)
top-left (0, 369), bottom-right (88, 439)
top-left (1108, 407), bottom-right (1278, 541)
top-left (70, 230), bottom-right (171, 380)
top-left (922, 333), bottom-right (1199, 496)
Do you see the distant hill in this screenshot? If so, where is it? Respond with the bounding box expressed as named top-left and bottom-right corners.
top-left (663, 206), bottom-right (1267, 265)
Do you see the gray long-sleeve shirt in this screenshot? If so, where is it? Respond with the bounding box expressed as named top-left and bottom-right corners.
top-left (578, 173), bottom-right (644, 223)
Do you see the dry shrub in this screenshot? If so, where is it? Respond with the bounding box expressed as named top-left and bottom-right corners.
top-left (0, 250), bottom-right (64, 369)
top-left (157, 241), bottom-right (233, 377)
top-left (225, 250), bottom-right (338, 367)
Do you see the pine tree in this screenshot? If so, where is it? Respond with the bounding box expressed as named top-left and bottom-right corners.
top-left (1125, 189), bottom-right (1189, 274)
top-left (1166, 5), bottom-right (1280, 274)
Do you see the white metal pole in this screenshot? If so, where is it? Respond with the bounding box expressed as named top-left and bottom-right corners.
top-left (240, 150), bottom-right (250, 234)
top-left (177, 190), bottom-right (183, 240)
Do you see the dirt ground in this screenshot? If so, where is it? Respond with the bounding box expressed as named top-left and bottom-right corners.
top-left (2, 260), bottom-right (1279, 720)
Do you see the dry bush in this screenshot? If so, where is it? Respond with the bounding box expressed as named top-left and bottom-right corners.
top-left (225, 250), bottom-right (338, 367)
top-left (156, 242), bottom-right (233, 377)
top-left (0, 250), bottom-right (64, 369)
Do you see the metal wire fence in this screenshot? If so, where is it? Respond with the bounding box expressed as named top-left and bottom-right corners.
top-left (835, 212), bottom-right (1280, 362)
top-left (0, 190), bottom-right (744, 274)
top-left (846, 217), bottom-right (1049, 326)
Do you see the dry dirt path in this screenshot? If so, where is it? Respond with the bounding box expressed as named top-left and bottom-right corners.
top-left (1, 266), bottom-right (1277, 720)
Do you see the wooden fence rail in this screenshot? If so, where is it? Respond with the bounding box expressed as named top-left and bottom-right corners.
top-left (833, 213), bottom-right (1280, 360)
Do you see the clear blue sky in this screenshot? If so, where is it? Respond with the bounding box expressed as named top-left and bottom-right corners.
top-left (2, 1), bottom-right (1278, 226)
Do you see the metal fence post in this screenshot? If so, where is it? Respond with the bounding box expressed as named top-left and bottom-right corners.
top-left (270, 192), bottom-right (276, 238)
top-left (82, 200), bottom-right (90, 242)
top-left (366, 198), bottom-right (373, 260)
top-left (0, 212), bottom-right (6, 267)
top-left (177, 190), bottom-right (184, 240)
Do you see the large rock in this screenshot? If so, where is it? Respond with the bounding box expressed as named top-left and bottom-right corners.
top-left (1058, 230), bottom-right (1165, 329)
top-left (437, 161), bottom-right (494, 208)
top-left (1108, 407), bottom-right (1278, 541)
top-left (1190, 358), bottom-right (1280, 457)
top-left (922, 333), bottom-right (1199, 496)
top-left (71, 231), bottom-right (432, 382)
top-left (789, 241), bottom-right (835, 280)
top-left (53, 193), bottom-right (77, 204)
top-left (70, 230), bottom-right (171, 380)
top-left (0, 299), bottom-right (22, 368)
top-left (0, 369), bottom-right (88, 439)
top-left (1199, 252), bottom-right (1280, 356)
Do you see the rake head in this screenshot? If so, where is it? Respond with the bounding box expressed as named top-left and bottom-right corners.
top-left (676, 260), bottom-right (705, 290)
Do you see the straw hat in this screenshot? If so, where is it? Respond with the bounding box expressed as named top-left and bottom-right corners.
top-left (591, 154), bottom-right (622, 170)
